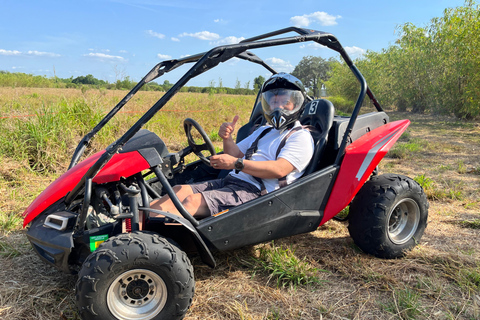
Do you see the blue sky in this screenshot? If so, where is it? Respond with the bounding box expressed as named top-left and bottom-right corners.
top-left (1, 0), bottom-right (466, 88)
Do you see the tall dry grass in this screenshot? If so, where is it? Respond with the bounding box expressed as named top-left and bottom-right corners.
top-left (0, 87), bottom-right (479, 319)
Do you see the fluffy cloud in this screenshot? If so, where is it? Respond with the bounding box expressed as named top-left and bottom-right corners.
top-left (0, 49), bottom-right (22, 56)
top-left (179, 31), bottom-right (220, 41)
top-left (157, 53), bottom-right (172, 60)
top-left (265, 57), bottom-right (294, 72)
top-left (146, 30), bottom-right (165, 39)
top-left (345, 46), bottom-right (366, 57)
top-left (0, 49), bottom-right (60, 57)
top-left (211, 36), bottom-right (245, 45)
top-left (290, 11), bottom-right (341, 27)
top-left (27, 50), bottom-right (61, 57)
top-left (84, 52), bottom-right (126, 61)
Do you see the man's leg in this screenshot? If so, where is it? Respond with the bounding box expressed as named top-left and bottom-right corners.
top-left (150, 184), bottom-right (210, 219)
top-left (150, 184), bottom-right (193, 212)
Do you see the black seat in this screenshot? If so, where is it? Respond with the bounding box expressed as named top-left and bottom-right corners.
top-left (235, 97), bottom-right (334, 176)
top-left (236, 95), bottom-right (265, 143)
top-left (299, 99), bottom-right (335, 175)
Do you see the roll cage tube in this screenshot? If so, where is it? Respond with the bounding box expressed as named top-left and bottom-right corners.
top-left (65, 27), bottom-right (380, 227)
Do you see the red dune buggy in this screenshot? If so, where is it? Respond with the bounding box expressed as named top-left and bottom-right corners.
top-left (22, 27), bottom-right (428, 319)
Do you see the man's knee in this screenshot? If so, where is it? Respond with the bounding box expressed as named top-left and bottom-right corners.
top-left (182, 194), bottom-right (210, 218)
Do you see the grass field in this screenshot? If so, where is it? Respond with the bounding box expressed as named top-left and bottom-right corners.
top-left (0, 88), bottom-right (479, 319)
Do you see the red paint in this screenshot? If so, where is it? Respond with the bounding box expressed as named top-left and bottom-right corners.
top-left (23, 151), bottom-right (150, 227)
top-left (321, 120), bottom-right (410, 225)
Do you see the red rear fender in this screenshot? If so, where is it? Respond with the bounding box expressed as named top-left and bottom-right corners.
top-left (321, 119), bottom-right (410, 225)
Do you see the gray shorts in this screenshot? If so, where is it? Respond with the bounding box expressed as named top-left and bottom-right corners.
top-left (189, 175), bottom-right (261, 215)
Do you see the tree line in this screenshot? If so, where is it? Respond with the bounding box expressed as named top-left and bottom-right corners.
top-left (293, 1), bottom-right (479, 119)
top-left (0, 70), bottom-right (267, 96)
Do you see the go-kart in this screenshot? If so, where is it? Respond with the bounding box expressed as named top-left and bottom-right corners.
top-left (22, 27), bottom-right (428, 320)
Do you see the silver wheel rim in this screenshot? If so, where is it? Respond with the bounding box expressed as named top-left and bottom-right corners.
top-left (387, 198), bottom-right (420, 245)
top-left (107, 269), bottom-right (167, 320)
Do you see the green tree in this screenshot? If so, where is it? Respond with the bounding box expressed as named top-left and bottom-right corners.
top-left (291, 56), bottom-right (332, 96)
top-left (253, 75), bottom-right (265, 91)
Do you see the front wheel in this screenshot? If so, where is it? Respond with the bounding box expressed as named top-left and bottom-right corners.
top-left (75, 231), bottom-right (194, 320)
top-left (348, 174), bottom-right (429, 258)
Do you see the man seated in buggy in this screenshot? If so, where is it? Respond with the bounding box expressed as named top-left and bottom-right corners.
top-left (150, 73), bottom-right (314, 219)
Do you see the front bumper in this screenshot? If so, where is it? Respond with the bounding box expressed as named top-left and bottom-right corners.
top-left (26, 212), bottom-right (75, 273)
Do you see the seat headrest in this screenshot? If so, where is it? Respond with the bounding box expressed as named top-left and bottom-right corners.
top-left (300, 99), bottom-right (335, 134)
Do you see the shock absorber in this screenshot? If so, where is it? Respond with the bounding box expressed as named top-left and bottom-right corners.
top-left (120, 184), bottom-right (141, 232)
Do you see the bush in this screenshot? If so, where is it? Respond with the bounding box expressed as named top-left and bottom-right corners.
top-left (328, 96), bottom-right (355, 114)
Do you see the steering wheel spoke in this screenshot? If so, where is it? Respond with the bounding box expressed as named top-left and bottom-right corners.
top-left (183, 118), bottom-right (216, 166)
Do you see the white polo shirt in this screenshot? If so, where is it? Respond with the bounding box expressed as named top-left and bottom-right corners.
top-left (229, 121), bottom-right (314, 193)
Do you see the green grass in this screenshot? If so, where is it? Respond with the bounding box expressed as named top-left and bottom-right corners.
top-left (384, 286), bottom-right (423, 320)
top-left (252, 242), bottom-right (324, 288)
top-left (388, 139), bottom-right (424, 159)
top-left (0, 211), bottom-right (23, 233)
top-left (414, 174), bottom-right (434, 190)
top-left (459, 219), bottom-right (480, 230)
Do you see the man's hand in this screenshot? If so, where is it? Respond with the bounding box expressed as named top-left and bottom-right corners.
top-left (218, 115), bottom-right (239, 140)
top-left (210, 154), bottom-right (237, 170)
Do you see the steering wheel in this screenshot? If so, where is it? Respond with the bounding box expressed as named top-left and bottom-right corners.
top-left (183, 118), bottom-right (216, 166)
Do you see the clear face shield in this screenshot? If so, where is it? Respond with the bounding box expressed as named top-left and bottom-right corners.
top-left (261, 89), bottom-right (305, 117)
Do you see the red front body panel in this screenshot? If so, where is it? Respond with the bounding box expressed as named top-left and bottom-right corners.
top-left (23, 151), bottom-right (150, 227)
top-left (321, 119), bottom-right (410, 225)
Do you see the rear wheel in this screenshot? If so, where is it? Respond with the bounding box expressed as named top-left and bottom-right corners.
top-left (348, 174), bottom-right (428, 258)
top-left (75, 231), bottom-right (194, 320)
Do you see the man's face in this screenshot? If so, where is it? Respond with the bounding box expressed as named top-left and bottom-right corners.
top-left (269, 94), bottom-right (295, 111)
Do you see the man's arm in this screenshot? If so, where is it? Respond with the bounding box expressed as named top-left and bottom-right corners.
top-left (209, 154), bottom-right (294, 179)
top-left (218, 115), bottom-right (244, 158)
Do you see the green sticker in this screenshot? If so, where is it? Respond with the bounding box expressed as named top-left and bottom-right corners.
top-left (89, 234), bottom-right (109, 252)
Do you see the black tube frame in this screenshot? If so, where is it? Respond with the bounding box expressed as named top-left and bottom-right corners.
top-left (65, 27), bottom-right (383, 231)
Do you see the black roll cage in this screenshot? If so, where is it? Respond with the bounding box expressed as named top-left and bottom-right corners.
top-left (64, 26), bottom-right (383, 229)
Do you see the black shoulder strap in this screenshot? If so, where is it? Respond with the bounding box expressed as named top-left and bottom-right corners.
top-left (276, 126), bottom-right (304, 188)
top-left (243, 126), bottom-right (308, 194)
top-left (244, 127), bottom-right (273, 160)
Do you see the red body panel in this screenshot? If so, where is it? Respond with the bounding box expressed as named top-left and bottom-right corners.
top-left (321, 119), bottom-right (410, 225)
top-left (23, 151), bottom-right (150, 227)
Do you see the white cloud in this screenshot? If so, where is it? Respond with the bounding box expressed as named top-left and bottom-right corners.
top-left (145, 30), bottom-right (165, 39)
top-left (27, 50), bottom-right (61, 57)
top-left (290, 11), bottom-right (341, 27)
top-left (265, 57), bottom-right (294, 72)
top-left (345, 46), bottom-right (366, 57)
top-left (299, 42), bottom-right (325, 50)
top-left (0, 49), bottom-right (22, 56)
top-left (157, 53), bottom-right (172, 60)
top-left (84, 52), bottom-right (126, 61)
top-left (0, 49), bottom-right (60, 57)
top-left (171, 37), bottom-right (180, 42)
top-left (210, 36), bottom-right (245, 45)
top-left (179, 31), bottom-right (220, 41)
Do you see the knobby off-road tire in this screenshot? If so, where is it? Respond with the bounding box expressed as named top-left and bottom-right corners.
top-left (348, 174), bottom-right (429, 258)
top-left (75, 231), bottom-right (194, 320)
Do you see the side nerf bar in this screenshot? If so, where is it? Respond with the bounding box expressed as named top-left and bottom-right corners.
top-left (321, 119), bottom-right (410, 225)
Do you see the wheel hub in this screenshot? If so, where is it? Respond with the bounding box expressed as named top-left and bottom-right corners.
top-left (387, 198), bottom-right (420, 245)
top-left (107, 269), bottom-right (167, 319)
top-left (126, 278), bottom-right (150, 300)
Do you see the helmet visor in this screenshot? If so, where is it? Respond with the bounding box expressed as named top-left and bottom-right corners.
top-left (261, 89), bottom-right (305, 116)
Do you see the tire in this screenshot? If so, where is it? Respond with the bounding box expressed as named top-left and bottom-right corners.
top-left (75, 231), bottom-right (195, 320)
top-left (348, 174), bottom-right (429, 259)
